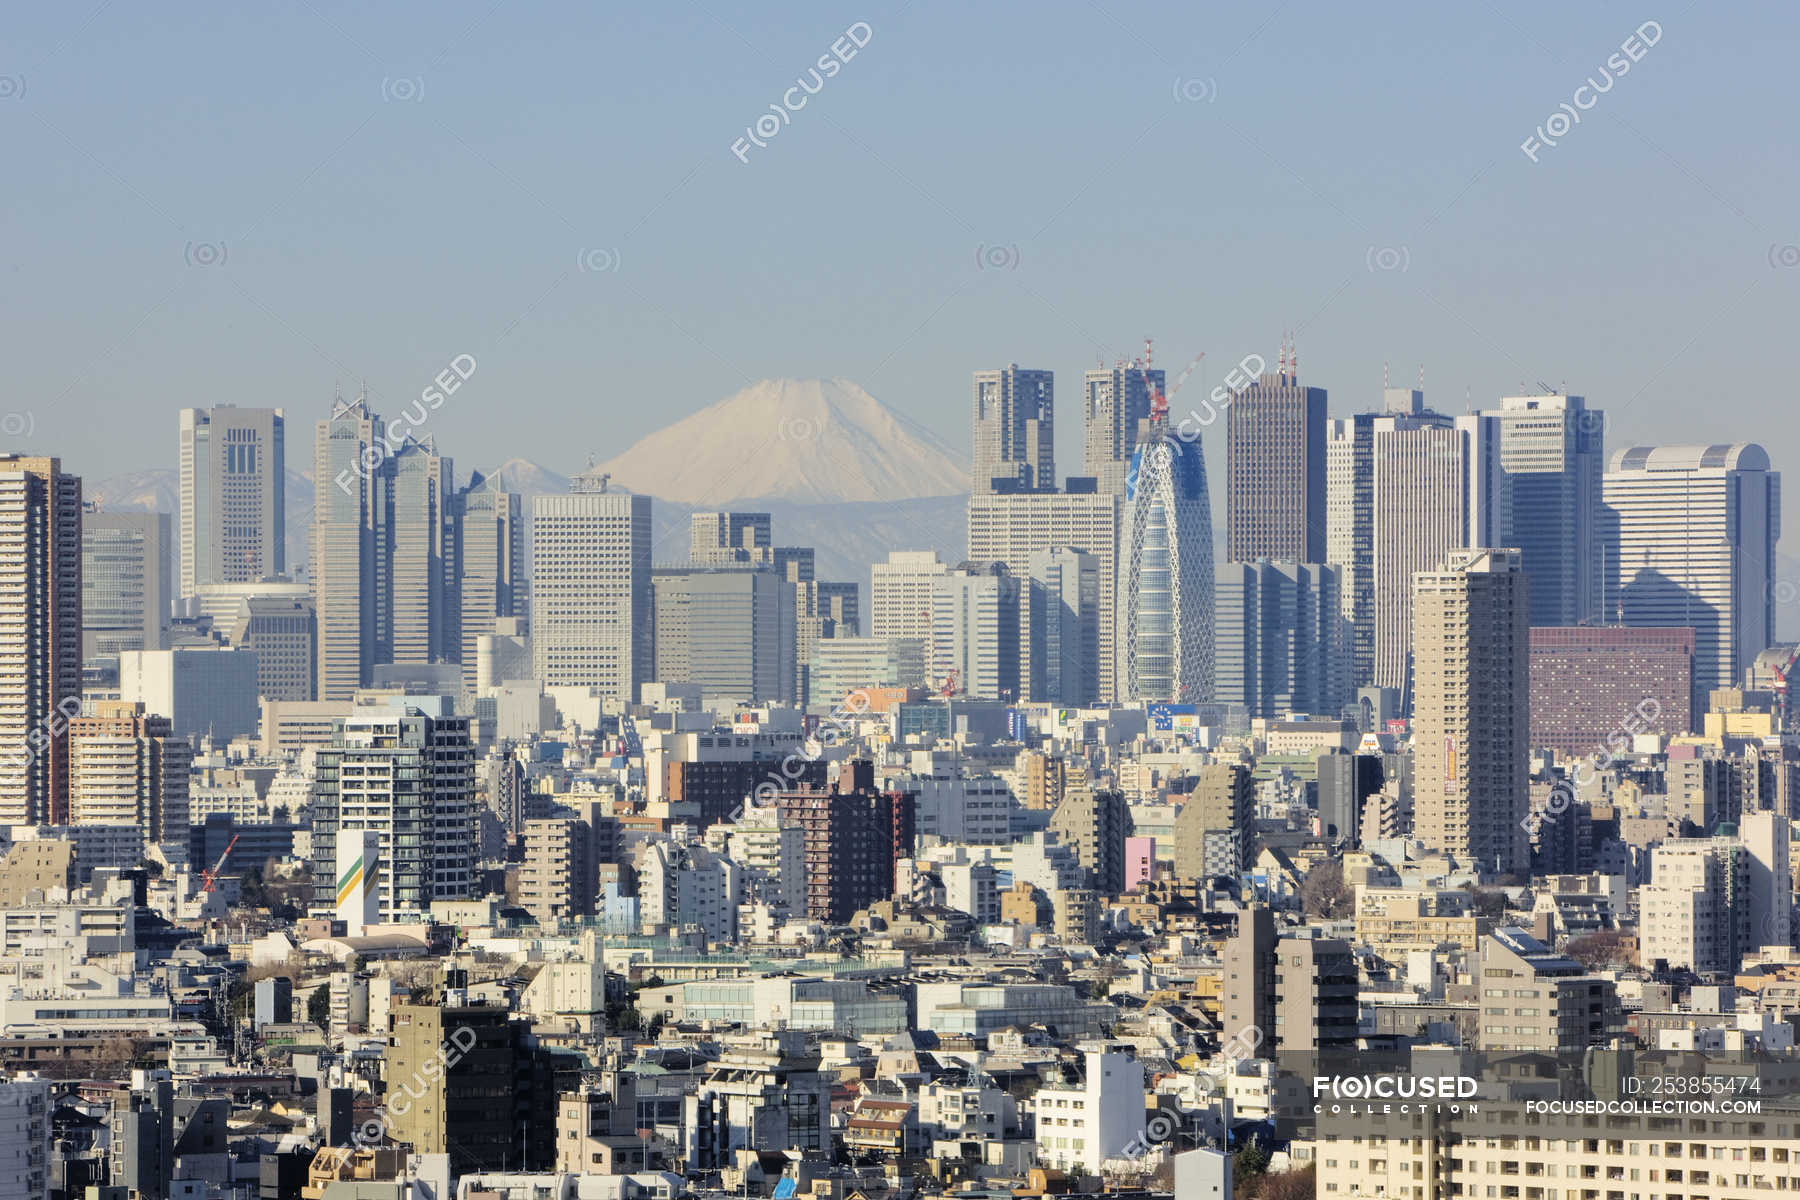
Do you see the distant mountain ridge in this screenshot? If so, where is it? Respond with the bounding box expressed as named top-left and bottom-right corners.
top-left (595, 377), bottom-right (965, 504)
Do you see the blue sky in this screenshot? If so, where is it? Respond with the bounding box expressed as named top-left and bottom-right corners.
top-left (6, 0), bottom-right (1796, 506)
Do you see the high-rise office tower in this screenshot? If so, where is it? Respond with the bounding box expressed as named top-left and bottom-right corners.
top-left (178, 406), bottom-right (285, 600)
top-left (0, 456), bottom-right (82, 827)
top-left (968, 490), bottom-right (1121, 701)
top-left (82, 510), bottom-right (170, 657)
top-left (227, 587), bottom-right (317, 702)
top-left (530, 470), bottom-right (652, 699)
top-left (382, 436), bottom-right (455, 667)
top-left (1215, 559), bottom-right (1346, 719)
top-left (1489, 393), bottom-right (1603, 625)
top-left (1327, 387), bottom-right (1505, 693)
top-left (454, 471), bottom-right (523, 690)
top-left (689, 511), bottom-right (773, 565)
top-left (1601, 443), bottom-right (1780, 701)
top-left (931, 562), bottom-right (1021, 699)
top-left (1118, 426), bottom-right (1213, 703)
top-left (67, 700), bottom-right (190, 851)
top-left (1028, 547), bottom-right (1100, 706)
top-left (312, 394), bottom-right (382, 700)
top-left (1413, 548), bottom-right (1530, 874)
top-left (1226, 345), bottom-right (1327, 562)
top-left (311, 706), bottom-right (475, 921)
top-left (652, 568), bottom-right (797, 704)
top-left (972, 366), bottom-right (1054, 494)
top-left (870, 551), bottom-right (948, 640)
top-left (1082, 361), bottom-right (1161, 498)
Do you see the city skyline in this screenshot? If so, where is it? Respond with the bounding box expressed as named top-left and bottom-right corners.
top-left (9, 5), bottom-right (1799, 536)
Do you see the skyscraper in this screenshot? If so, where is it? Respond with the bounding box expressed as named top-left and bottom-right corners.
top-left (1082, 361), bottom-right (1161, 497)
top-left (312, 395), bottom-right (382, 700)
top-left (1214, 559), bottom-right (1346, 719)
top-left (530, 470), bottom-right (652, 699)
top-left (82, 510), bottom-right (170, 657)
top-left (178, 406), bottom-right (285, 600)
top-left (0, 456), bottom-right (82, 827)
top-left (382, 436), bottom-right (455, 667)
top-left (1028, 547), bottom-right (1100, 706)
top-left (968, 491), bottom-right (1121, 701)
top-left (1327, 388), bottom-right (1505, 693)
top-left (931, 562), bottom-right (1021, 699)
top-left (1489, 393), bottom-right (1604, 625)
top-left (1226, 347), bottom-right (1326, 562)
top-left (972, 366), bottom-right (1054, 494)
top-left (1600, 443), bottom-right (1780, 701)
top-left (454, 471), bottom-right (523, 689)
top-left (689, 511), bottom-right (772, 565)
top-left (652, 568), bottom-right (797, 704)
top-left (1412, 548), bottom-right (1530, 874)
top-left (1117, 427), bottom-right (1213, 703)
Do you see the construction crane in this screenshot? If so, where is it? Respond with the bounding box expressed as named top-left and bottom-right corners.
top-left (200, 834), bottom-right (239, 894)
top-left (1772, 644), bottom-right (1800, 730)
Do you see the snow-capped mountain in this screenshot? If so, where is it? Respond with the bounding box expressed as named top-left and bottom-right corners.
top-left (594, 378), bottom-right (965, 505)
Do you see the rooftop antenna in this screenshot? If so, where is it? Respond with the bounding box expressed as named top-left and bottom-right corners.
top-left (1290, 335), bottom-right (1298, 381)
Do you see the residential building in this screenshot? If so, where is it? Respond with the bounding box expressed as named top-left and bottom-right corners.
top-left (1046, 787), bottom-right (1129, 895)
top-left (1412, 548), bottom-right (1530, 874)
top-left (67, 701), bottom-right (191, 850)
top-left (0, 456), bottom-right (82, 827)
top-left (1172, 764), bottom-right (1252, 879)
top-left (1476, 927), bottom-right (1619, 1053)
top-left (310, 708), bottom-right (475, 921)
top-left (1029, 1049), bottom-right (1146, 1176)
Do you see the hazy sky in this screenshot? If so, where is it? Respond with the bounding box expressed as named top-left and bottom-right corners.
top-left (8, 0), bottom-right (1797, 517)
